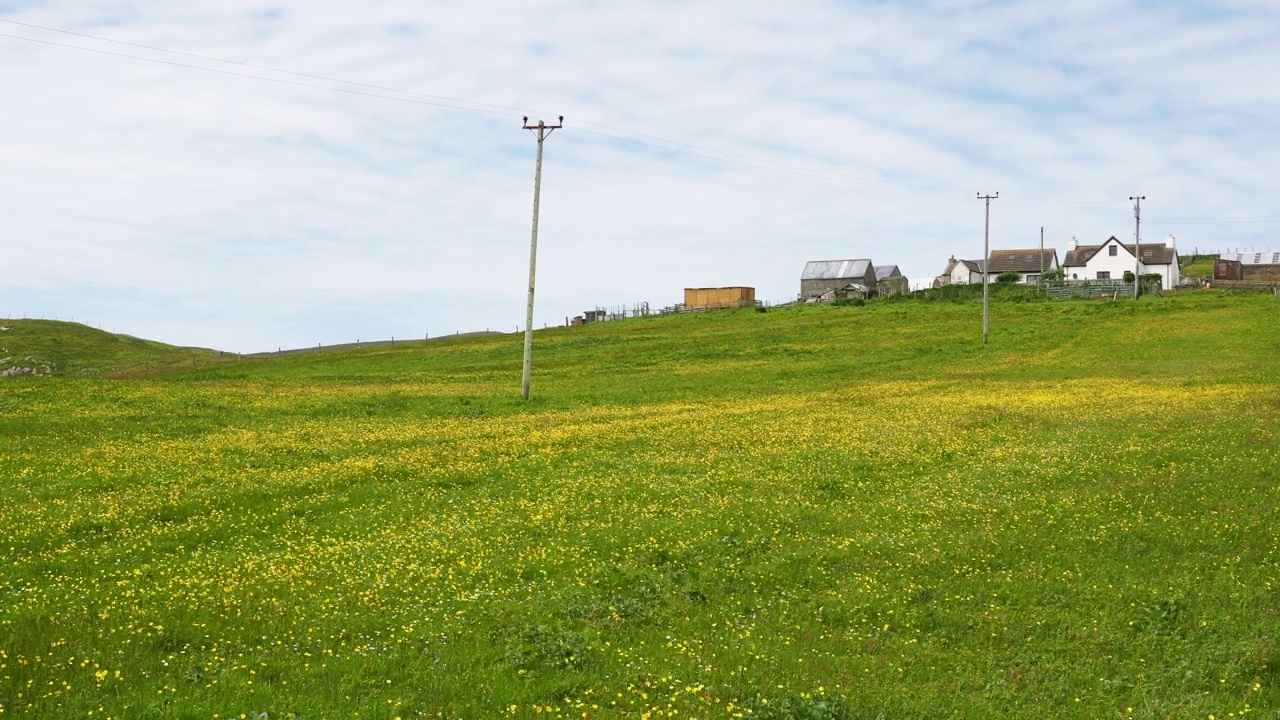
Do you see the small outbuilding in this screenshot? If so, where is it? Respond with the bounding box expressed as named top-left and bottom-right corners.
top-left (1217, 251), bottom-right (1280, 281)
top-left (1213, 258), bottom-right (1243, 281)
top-left (874, 264), bottom-right (907, 295)
top-left (801, 259), bottom-right (877, 299)
top-left (683, 287), bottom-right (756, 310)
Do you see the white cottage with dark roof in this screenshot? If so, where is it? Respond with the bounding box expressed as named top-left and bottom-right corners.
top-left (936, 256), bottom-right (986, 285)
top-left (1062, 235), bottom-right (1181, 289)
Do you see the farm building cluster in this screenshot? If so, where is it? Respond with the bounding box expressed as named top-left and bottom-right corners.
top-left (798, 259), bottom-right (907, 301)
top-left (571, 234), bottom-right (1272, 325)
top-left (936, 235), bottom-right (1184, 291)
top-left (681, 258), bottom-right (908, 310)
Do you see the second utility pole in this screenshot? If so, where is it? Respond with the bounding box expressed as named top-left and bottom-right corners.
top-left (1130, 194), bottom-right (1145, 299)
top-left (521, 115), bottom-right (562, 400)
top-left (978, 192), bottom-right (998, 345)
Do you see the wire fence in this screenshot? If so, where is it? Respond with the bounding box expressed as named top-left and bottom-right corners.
top-left (1045, 281), bottom-right (1138, 299)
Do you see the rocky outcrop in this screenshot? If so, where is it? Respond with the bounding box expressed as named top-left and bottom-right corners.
top-left (0, 356), bottom-right (55, 377)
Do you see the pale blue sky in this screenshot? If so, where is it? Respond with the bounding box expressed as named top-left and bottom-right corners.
top-left (2, 0), bottom-right (1278, 351)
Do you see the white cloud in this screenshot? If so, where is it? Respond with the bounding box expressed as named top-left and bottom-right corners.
top-left (1, 0), bottom-right (1277, 351)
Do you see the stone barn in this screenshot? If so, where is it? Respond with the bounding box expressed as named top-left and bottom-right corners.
top-left (874, 264), bottom-right (907, 295)
top-left (801, 259), bottom-right (877, 299)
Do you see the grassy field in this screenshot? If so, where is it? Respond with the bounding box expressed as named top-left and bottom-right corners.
top-left (1178, 255), bottom-right (1216, 279)
top-left (1, 289), bottom-right (1278, 719)
top-left (0, 320), bottom-right (231, 378)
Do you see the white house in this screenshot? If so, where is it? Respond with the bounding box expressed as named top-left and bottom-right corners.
top-left (987, 248), bottom-right (1059, 284)
top-left (1061, 235), bottom-right (1181, 290)
top-left (936, 256), bottom-right (985, 286)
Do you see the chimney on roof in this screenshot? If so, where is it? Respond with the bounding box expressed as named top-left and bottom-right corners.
top-left (1165, 234), bottom-right (1176, 248)
top-left (1067, 236), bottom-right (1077, 251)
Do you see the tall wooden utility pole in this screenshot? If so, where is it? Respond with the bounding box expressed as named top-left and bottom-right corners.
top-left (521, 115), bottom-right (562, 400)
top-left (978, 192), bottom-right (999, 344)
top-left (1039, 226), bottom-right (1045, 294)
top-left (1130, 195), bottom-right (1145, 299)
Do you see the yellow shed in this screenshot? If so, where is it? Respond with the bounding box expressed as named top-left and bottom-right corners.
top-left (683, 287), bottom-right (756, 310)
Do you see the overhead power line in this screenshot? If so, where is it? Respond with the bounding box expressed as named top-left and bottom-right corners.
top-left (1001, 192), bottom-right (1123, 205)
top-left (1145, 215), bottom-right (1280, 225)
top-left (569, 126), bottom-right (970, 192)
top-left (1, 21), bottom-right (976, 196)
top-left (0, 18), bottom-right (534, 116)
top-left (0, 19), bottom-right (1273, 217)
top-left (0, 32), bottom-right (523, 116)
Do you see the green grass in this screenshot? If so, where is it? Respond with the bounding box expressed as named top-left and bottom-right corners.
top-left (1, 290), bottom-right (1279, 719)
top-left (0, 320), bottom-right (232, 378)
top-left (1179, 254), bottom-right (1216, 278)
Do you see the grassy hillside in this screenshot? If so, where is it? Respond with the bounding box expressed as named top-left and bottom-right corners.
top-left (0, 319), bottom-right (232, 377)
top-left (1179, 254), bottom-right (1216, 278)
top-left (1, 290), bottom-right (1278, 719)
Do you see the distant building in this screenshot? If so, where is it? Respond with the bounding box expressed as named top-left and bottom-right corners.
top-left (683, 287), bottom-right (756, 310)
top-left (801, 259), bottom-right (877, 299)
top-left (1062, 235), bottom-right (1181, 290)
top-left (1216, 251), bottom-right (1280, 281)
top-left (986, 248), bottom-right (1059, 284)
top-left (874, 265), bottom-right (907, 295)
top-left (936, 256), bottom-right (985, 286)
top-left (1213, 258), bottom-right (1243, 281)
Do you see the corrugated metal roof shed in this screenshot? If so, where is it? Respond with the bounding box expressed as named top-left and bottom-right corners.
top-left (1219, 251), bottom-right (1280, 265)
top-left (802, 259), bottom-right (873, 280)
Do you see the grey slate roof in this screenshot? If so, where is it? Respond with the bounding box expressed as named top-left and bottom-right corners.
top-left (940, 257), bottom-right (985, 276)
top-left (874, 264), bottom-right (902, 281)
top-left (987, 249), bottom-right (1058, 273)
top-left (802, 259), bottom-right (874, 280)
top-left (1063, 236), bottom-right (1177, 267)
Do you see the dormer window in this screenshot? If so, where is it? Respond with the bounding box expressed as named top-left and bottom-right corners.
top-left (1109, 245), bottom-right (1118, 256)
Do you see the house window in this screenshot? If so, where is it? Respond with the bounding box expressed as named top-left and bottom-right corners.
top-left (1097, 271), bottom-right (1110, 279)
top-left (1109, 246), bottom-right (1118, 256)
top-left (1026, 274), bottom-right (1040, 283)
